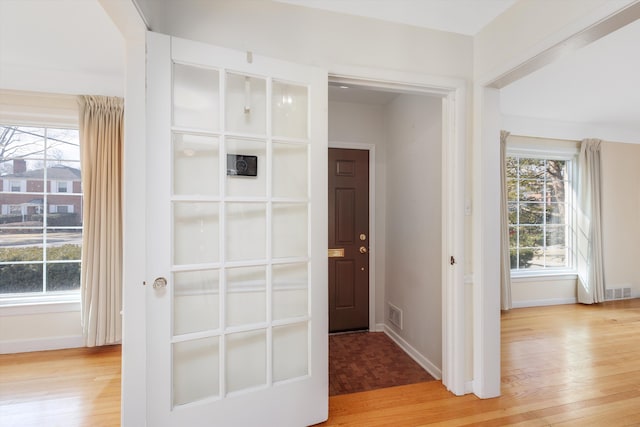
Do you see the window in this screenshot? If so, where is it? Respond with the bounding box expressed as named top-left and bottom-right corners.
top-left (57, 181), bottom-right (67, 193)
top-left (8, 180), bottom-right (25, 192)
top-left (0, 125), bottom-right (82, 297)
top-left (507, 155), bottom-right (574, 272)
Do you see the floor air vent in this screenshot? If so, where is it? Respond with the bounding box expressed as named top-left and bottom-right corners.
top-left (606, 287), bottom-right (632, 301)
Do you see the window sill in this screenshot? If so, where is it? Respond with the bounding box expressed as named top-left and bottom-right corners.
top-left (0, 293), bottom-right (80, 316)
top-left (511, 271), bottom-right (578, 283)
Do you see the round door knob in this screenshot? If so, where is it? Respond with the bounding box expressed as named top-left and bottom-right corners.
top-left (359, 246), bottom-right (368, 254)
top-left (153, 277), bottom-right (168, 289)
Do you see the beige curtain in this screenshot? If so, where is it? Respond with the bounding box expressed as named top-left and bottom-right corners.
top-left (78, 95), bottom-right (124, 346)
top-left (577, 138), bottom-right (605, 304)
top-left (500, 130), bottom-right (512, 310)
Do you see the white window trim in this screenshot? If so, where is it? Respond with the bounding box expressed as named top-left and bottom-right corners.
top-left (0, 91), bottom-right (81, 306)
top-left (507, 136), bottom-right (579, 278)
top-left (0, 292), bottom-right (80, 315)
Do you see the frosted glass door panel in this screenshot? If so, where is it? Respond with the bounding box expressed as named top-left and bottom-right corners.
top-left (173, 64), bottom-right (220, 131)
top-left (226, 330), bottom-right (267, 393)
top-left (173, 270), bottom-right (220, 335)
top-left (272, 203), bottom-right (308, 258)
top-left (225, 138), bottom-right (266, 197)
top-left (173, 337), bottom-right (220, 406)
top-left (226, 266), bottom-right (266, 327)
top-left (174, 202), bottom-right (220, 265)
top-left (273, 322), bottom-right (308, 382)
top-left (272, 81), bottom-right (308, 139)
top-left (173, 133), bottom-right (219, 196)
top-left (225, 203), bottom-right (266, 261)
top-left (226, 73), bottom-right (266, 135)
top-left (272, 143), bottom-right (308, 198)
top-left (272, 263), bottom-right (308, 320)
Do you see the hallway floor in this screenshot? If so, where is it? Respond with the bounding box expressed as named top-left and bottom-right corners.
top-left (329, 331), bottom-right (435, 396)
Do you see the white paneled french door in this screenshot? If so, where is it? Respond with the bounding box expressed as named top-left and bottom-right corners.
top-left (145, 31), bottom-right (328, 426)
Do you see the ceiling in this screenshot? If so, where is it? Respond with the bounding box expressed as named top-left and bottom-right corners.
top-left (274, 0), bottom-right (518, 35)
top-left (500, 18), bottom-right (640, 131)
top-left (1, 0), bottom-right (637, 140)
top-left (0, 0), bottom-right (123, 87)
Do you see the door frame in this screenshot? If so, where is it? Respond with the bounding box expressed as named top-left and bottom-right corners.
top-left (327, 142), bottom-right (377, 332)
top-left (328, 68), bottom-right (467, 396)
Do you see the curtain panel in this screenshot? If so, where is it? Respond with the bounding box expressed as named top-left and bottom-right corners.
top-left (500, 130), bottom-right (512, 310)
top-left (577, 138), bottom-right (605, 304)
top-left (78, 95), bottom-right (124, 346)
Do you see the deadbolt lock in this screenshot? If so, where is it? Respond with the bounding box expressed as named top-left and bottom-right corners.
top-left (359, 246), bottom-right (368, 254)
top-left (359, 233), bottom-right (367, 241)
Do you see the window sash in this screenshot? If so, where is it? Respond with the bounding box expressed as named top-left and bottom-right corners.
top-left (507, 155), bottom-right (576, 273)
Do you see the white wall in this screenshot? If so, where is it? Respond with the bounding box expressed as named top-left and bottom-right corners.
top-left (328, 100), bottom-right (388, 325)
top-left (601, 141), bottom-right (640, 296)
top-left (0, 1), bottom-right (125, 353)
top-left (142, 0), bottom-right (473, 81)
top-left (384, 94), bottom-right (442, 370)
top-left (502, 132), bottom-right (640, 306)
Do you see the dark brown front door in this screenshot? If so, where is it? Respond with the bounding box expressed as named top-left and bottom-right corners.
top-left (328, 148), bottom-right (369, 333)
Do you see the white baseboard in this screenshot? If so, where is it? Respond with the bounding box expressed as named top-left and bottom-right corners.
top-left (0, 335), bottom-right (83, 354)
top-left (512, 297), bottom-right (577, 308)
top-left (383, 324), bottom-right (442, 380)
top-left (465, 380), bottom-right (474, 394)
top-left (374, 322), bottom-right (385, 332)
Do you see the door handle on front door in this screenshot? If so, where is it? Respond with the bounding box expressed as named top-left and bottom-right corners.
top-left (359, 246), bottom-right (368, 254)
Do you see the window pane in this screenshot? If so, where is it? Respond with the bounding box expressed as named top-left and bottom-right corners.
top-left (47, 128), bottom-right (80, 162)
top-left (525, 248), bottom-right (544, 270)
top-left (46, 262), bottom-right (80, 291)
top-left (506, 157), bottom-right (518, 178)
top-left (1, 126), bottom-right (45, 160)
top-left (508, 202), bottom-right (518, 224)
top-left (509, 249), bottom-right (518, 269)
top-left (0, 263), bottom-right (42, 294)
top-left (546, 159), bottom-right (566, 180)
top-left (508, 227), bottom-right (517, 248)
top-left (46, 229), bottom-right (82, 261)
top-left (519, 226), bottom-right (543, 247)
top-left (518, 158), bottom-right (545, 179)
top-left (518, 203), bottom-right (544, 225)
top-left (544, 246), bottom-right (567, 268)
top-left (546, 203), bottom-right (566, 225)
top-left (0, 229), bottom-right (43, 261)
top-left (519, 179), bottom-right (543, 202)
top-left (546, 226), bottom-right (566, 247)
top-left (506, 179), bottom-right (517, 200)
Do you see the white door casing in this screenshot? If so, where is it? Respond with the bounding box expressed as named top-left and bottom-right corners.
top-left (146, 31), bottom-right (328, 426)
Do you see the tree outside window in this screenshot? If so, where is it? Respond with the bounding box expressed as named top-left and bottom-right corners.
top-left (507, 156), bottom-right (571, 271)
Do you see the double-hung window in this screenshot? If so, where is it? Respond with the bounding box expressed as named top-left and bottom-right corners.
top-left (0, 125), bottom-right (82, 298)
top-left (507, 150), bottom-right (576, 274)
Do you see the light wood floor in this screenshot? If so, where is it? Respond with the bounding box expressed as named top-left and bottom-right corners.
top-left (1, 299), bottom-right (639, 426)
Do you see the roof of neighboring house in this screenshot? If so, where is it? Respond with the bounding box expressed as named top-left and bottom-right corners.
top-left (3, 165), bottom-right (81, 180)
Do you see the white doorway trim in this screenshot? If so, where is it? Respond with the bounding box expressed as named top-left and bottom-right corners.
top-left (328, 67), bottom-right (467, 396)
top-left (328, 142), bottom-right (377, 333)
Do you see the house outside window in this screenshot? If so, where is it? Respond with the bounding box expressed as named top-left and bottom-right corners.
top-left (0, 125), bottom-right (82, 298)
top-left (507, 154), bottom-right (575, 273)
